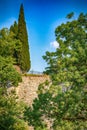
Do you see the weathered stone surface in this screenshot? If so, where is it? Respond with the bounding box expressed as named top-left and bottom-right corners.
top-left (16, 75), bottom-right (50, 105)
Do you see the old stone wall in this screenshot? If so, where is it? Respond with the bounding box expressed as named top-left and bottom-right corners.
top-left (16, 75), bottom-right (50, 106)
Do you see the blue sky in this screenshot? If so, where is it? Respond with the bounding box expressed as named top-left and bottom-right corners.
top-left (0, 0), bottom-right (87, 72)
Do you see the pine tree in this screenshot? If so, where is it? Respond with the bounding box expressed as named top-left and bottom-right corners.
top-left (18, 4), bottom-right (31, 72)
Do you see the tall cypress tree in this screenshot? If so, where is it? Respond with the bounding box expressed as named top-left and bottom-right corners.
top-left (18, 4), bottom-right (31, 72)
top-left (10, 21), bottom-right (18, 38)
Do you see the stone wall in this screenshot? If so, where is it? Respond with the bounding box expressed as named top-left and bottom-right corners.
top-left (16, 75), bottom-right (50, 106)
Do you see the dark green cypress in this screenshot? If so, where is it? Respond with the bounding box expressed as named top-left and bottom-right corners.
top-left (18, 4), bottom-right (31, 72)
top-left (10, 21), bottom-right (18, 38)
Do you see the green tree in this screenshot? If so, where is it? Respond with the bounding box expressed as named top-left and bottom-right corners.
top-left (0, 88), bottom-right (28, 130)
top-left (0, 56), bottom-right (22, 87)
top-left (18, 4), bottom-right (31, 72)
top-left (10, 21), bottom-right (18, 38)
top-left (24, 13), bottom-right (87, 129)
top-left (0, 28), bottom-right (22, 87)
top-left (0, 27), bottom-right (28, 129)
top-left (0, 28), bottom-right (22, 66)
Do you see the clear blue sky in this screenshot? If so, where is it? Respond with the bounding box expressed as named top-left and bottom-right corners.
top-left (0, 0), bottom-right (87, 72)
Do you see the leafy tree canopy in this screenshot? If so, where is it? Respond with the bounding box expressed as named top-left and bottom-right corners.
top-left (0, 88), bottom-right (28, 130)
top-left (0, 56), bottom-right (22, 87)
top-left (24, 13), bottom-right (87, 130)
top-left (0, 28), bottom-right (22, 65)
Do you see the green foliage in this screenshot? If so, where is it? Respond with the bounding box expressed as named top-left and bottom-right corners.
top-left (0, 28), bottom-right (13, 57)
top-left (18, 4), bottom-right (31, 72)
top-left (0, 28), bottom-right (22, 87)
top-left (0, 56), bottom-right (22, 87)
top-left (0, 28), bottom-right (22, 65)
top-left (24, 92), bottom-right (52, 129)
top-left (3, 4), bottom-right (31, 73)
top-left (0, 88), bottom-right (28, 130)
top-left (0, 28), bottom-right (27, 129)
top-left (66, 12), bottom-right (74, 19)
top-left (24, 13), bottom-right (87, 129)
top-left (0, 4), bottom-right (31, 129)
top-left (0, 27), bottom-right (27, 128)
top-left (10, 21), bottom-right (18, 38)
top-left (0, 4), bottom-right (31, 73)
top-left (54, 120), bottom-right (87, 130)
